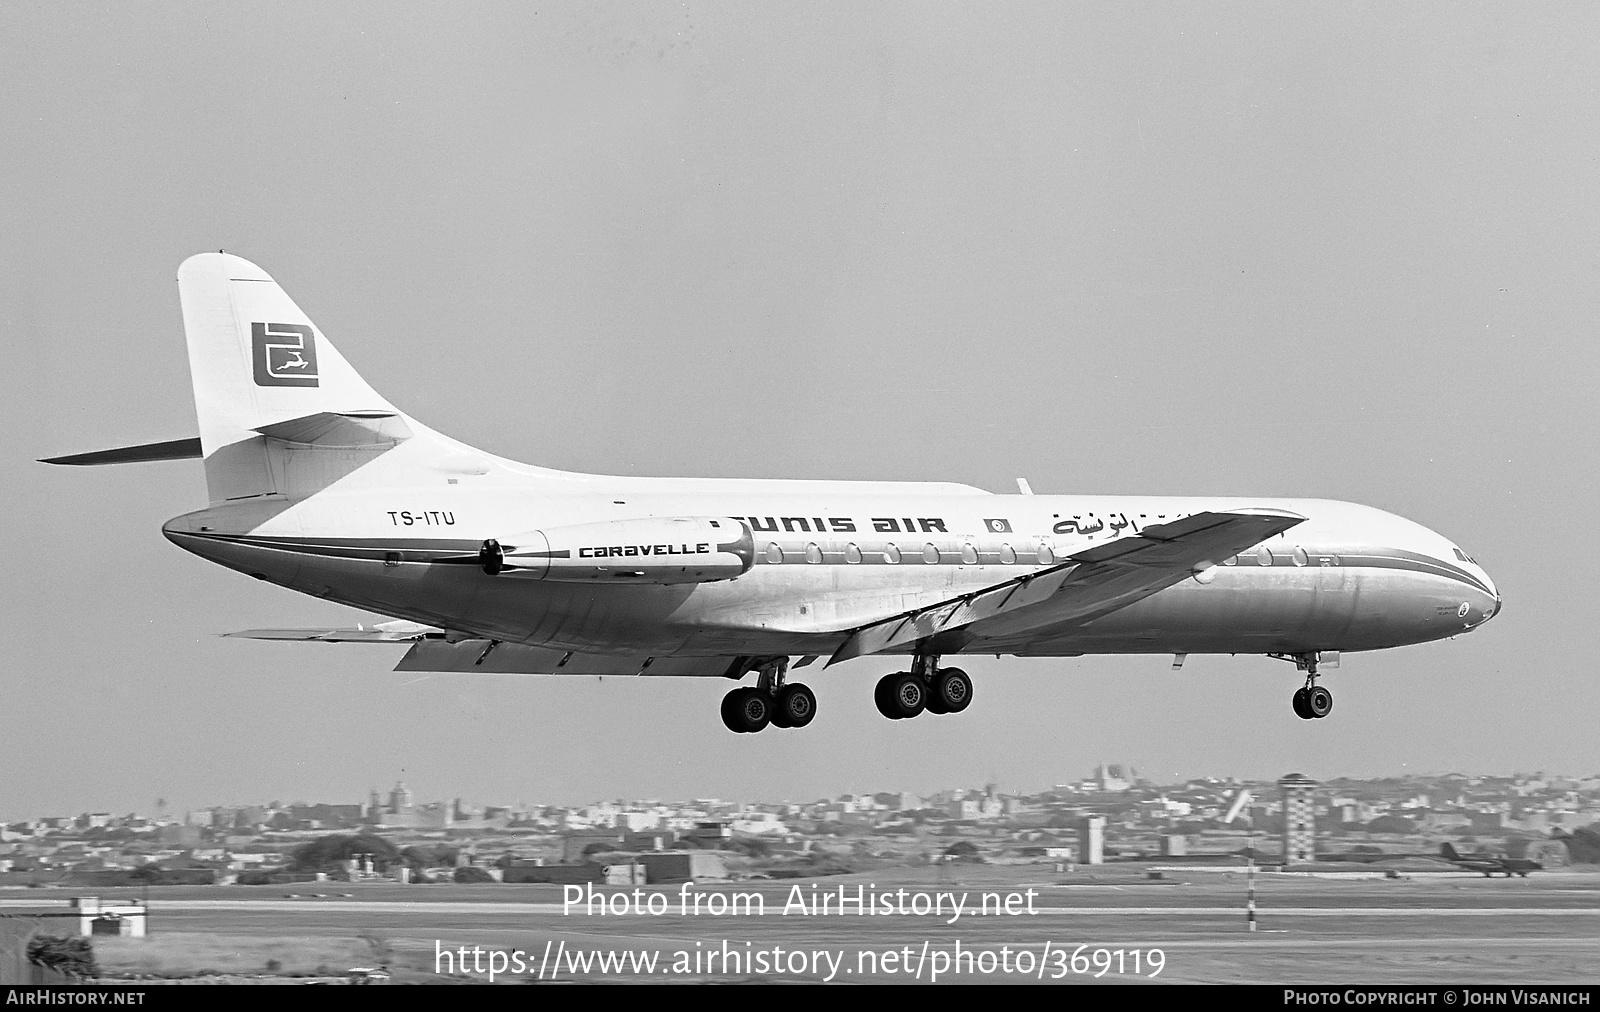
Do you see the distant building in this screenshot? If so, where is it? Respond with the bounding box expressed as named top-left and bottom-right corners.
top-left (1279, 773), bottom-right (1320, 866)
top-left (688, 821), bottom-right (732, 847)
top-left (157, 825), bottom-right (201, 848)
top-left (1098, 765), bottom-right (1132, 793)
top-left (388, 782), bottom-right (414, 814)
top-left (874, 792), bottom-right (922, 811)
top-left (503, 861), bottom-right (605, 885)
top-left (1081, 816), bottom-right (1106, 864)
top-left (949, 799), bottom-right (982, 820)
top-left (615, 812), bottom-right (662, 832)
top-left (731, 812), bottom-right (786, 835)
top-left (637, 851), bottom-right (727, 884)
top-left (562, 832), bottom-right (625, 863)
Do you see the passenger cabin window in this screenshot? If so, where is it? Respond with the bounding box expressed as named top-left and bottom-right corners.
top-left (1256, 545), bottom-right (1273, 566)
top-left (884, 543), bottom-right (902, 564)
top-left (1291, 547), bottom-right (1308, 567)
top-left (805, 543), bottom-right (823, 564)
top-left (999, 544), bottom-right (1017, 565)
top-left (765, 543), bottom-right (783, 564)
top-left (845, 543), bottom-right (862, 564)
top-left (922, 543), bottom-right (941, 564)
top-left (960, 544), bottom-right (979, 565)
top-left (1038, 543), bottom-right (1054, 565)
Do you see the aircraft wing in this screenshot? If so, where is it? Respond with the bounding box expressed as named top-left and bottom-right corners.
top-left (828, 508), bottom-right (1306, 665)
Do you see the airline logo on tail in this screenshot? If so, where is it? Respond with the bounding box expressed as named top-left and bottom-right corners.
top-left (252, 322), bottom-right (319, 387)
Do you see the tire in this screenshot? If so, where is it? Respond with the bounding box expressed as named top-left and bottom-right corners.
top-left (933, 667), bottom-right (973, 713)
top-left (729, 686), bottom-right (772, 733)
top-left (874, 673), bottom-right (902, 719)
top-left (776, 683), bottom-right (817, 728)
top-left (720, 689), bottom-right (743, 732)
top-left (888, 672), bottom-right (927, 719)
top-left (1306, 685), bottom-right (1333, 719)
top-left (1292, 687), bottom-right (1312, 720)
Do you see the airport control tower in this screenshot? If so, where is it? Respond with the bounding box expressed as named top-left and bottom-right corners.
top-left (1279, 773), bottom-right (1320, 866)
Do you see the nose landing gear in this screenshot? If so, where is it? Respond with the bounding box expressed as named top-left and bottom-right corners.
top-left (1276, 652), bottom-right (1334, 720)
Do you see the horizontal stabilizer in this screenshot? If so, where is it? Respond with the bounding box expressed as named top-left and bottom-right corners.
top-left (40, 437), bottom-right (202, 466)
top-left (253, 411), bottom-right (411, 447)
top-left (224, 620), bottom-right (440, 643)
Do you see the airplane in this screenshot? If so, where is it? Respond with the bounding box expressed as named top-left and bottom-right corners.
top-left (41, 253), bottom-right (1503, 733)
top-left (1438, 842), bottom-right (1542, 877)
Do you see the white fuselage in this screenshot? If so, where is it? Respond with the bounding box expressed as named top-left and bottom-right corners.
top-left (163, 480), bottom-right (1500, 662)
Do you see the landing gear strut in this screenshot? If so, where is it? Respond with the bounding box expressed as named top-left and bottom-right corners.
top-left (720, 658), bottom-right (816, 733)
top-left (1275, 652), bottom-right (1333, 720)
top-left (874, 655), bottom-right (974, 721)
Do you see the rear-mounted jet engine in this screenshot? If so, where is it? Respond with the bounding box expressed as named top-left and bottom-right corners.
top-left (478, 516), bottom-right (754, 584)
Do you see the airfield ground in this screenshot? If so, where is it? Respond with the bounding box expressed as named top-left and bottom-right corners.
top-left (6, 866), bottom-right (1598, 984)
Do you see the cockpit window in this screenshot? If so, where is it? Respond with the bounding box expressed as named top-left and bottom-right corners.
top-left (1453, 547), bottom-right (1479, 565)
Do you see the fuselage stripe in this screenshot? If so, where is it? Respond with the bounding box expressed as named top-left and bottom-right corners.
top-left (174, 532), bottom-right (1492, 595)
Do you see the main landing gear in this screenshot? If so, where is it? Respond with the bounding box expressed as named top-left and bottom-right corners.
top-left (873, 655), bottom-right (973, 721)
top-left (1273, 652), bottom-right (1334, 720)
top-left (720, 659), bottom-right (816, 733)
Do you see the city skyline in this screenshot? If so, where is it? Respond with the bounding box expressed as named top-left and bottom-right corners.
top-left (9, 765), bottom-right (1600, 827)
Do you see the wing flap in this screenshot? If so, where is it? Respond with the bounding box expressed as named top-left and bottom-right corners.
top-left (838, 564), bottom-right (1083, 661)
top-left (224, 622), bottom-right (755, 677)
top-left (828, 508), bottom-right (1305, 664)
top-left (394, 640), bottom-right (748, 677)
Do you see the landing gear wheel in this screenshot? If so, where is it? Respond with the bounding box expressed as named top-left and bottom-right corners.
top-left (874, 673), bottom-right (902, 719)
top-left (932, 667), bottom-right (973, 713)
top-left (1305, 685), bottom-right (1333, 719)
top-left (774, 683), bottom-right (817, 728)
top-left (887, 672), bottom-right (927, 719)
top-left (720, 689), bottom-right (743, 732)
top-left (727, 686), bottom-right (772, 733)
top-left (1292, 687), bottom-right (1312, 720)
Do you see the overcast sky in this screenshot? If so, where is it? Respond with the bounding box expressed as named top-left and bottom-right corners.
top-left (4, 4), bottom-right (1597, 821)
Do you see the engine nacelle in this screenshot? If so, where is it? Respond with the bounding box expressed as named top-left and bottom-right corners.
top-left (480, 517), bottom-right (754, 584)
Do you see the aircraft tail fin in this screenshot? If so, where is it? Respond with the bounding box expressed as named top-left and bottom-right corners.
top-left (177, 253), bottom-right (411, 503)
top-left (1440, 842), bottom-right (1461, 861)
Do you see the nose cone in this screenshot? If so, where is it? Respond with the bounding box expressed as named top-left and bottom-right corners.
top-left (1467, 568), bottom-right (1501, 630)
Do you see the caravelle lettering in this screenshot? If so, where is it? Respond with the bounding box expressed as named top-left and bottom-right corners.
top-left (578, 543), bottom-right (712, 559)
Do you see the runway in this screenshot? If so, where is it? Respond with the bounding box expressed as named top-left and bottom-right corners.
top-left (7, 869), bottom-right (1596, 983)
